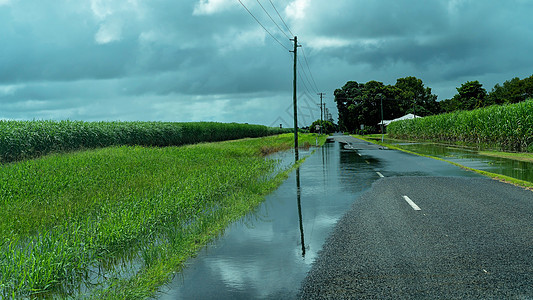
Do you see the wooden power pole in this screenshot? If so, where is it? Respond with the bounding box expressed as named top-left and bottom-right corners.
top-left (318, 92), bottom-right (324, 135)
top-left (291, 36), bottom-right (301, 162)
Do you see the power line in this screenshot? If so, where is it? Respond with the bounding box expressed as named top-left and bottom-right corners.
top-left (297, 67), bottom-right (313, 96)
top-left (256, 0), bottom-right (292, 40)
top-left (268, 0), bottom-right (294, 37)
top-left (237, 0), bottom-right (290, 51)
top-left (300, 46), bottom-right (319, 92)
top-left (237, 0), bottom-right (320, 95)
top-left (237, 1), bottom-right (324, 132)
top-left (298, 58), bottom-right (317, 94)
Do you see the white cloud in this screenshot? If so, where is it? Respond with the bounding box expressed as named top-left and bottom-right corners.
top-left (90, 0), bottom-right (114, 19)
top-left (94, 20), bottom-right (123, 44)
top-left (0, 84), bottom-right (21, 96)
top-left (90, 0), bottom-right (145, 44)
top-left (90, 0), bottom-right (122, 44)
top-left (285, 0), bottom-right (310, 20)
top-left (193, 0), bottom-right (235, 15)
top-left (0, 0), bottom-right (11, 6)
top-left (308, 36), bottom-right (355, 50)
top-left (307, 35), bottom-right (388, 52)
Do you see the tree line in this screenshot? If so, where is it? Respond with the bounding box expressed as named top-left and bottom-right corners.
top-left (335, 75), bottom-right (533, 133)
top-left (440, 75), bottom-right (533, 112)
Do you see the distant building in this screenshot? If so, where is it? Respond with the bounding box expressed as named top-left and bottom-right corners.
top-left (378, 113), bottom-right (422, 126)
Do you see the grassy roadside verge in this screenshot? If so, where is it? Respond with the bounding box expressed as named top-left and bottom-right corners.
top-left (0, 133), bottom-right (326, 299)
top-left (478, 151), bottom-right (533, 163)
top-left (353, 135), bottom-right (533, 191)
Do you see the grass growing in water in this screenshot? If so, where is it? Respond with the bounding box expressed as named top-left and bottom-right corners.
top-left (0, 133), bottom-right (326, 299)
top-left (478, 151), bottom-right (533, 163)
top-left (353, 135), bottom-right (533, 190)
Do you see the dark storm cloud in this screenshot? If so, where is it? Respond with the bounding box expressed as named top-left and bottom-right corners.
top-left (299, 0), bottom-right (450, 39)
top-left (0, 0), bottom-right (532, 122)
top-left (1, 1), bottom-right (203, 83)
top-left (289, 0), bottom-right (533, 100)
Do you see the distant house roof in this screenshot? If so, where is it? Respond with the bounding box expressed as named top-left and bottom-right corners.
top-left (379, 113), bottom-right (422, 126)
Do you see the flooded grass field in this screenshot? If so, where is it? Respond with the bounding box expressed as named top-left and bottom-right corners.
top-left (0, 134), bottom-right (322, 299)
top-left (157, 139), bottom-right (378, 299)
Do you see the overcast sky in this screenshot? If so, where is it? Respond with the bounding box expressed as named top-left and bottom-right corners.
top-left (1, 0), bottom-right (532, 126)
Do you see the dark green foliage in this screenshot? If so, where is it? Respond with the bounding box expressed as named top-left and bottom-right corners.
top-left (488, 75), bottom-right (533, 105)
top-left (335, 76), bottom-right (440, 133)
top-left (395, 76), bottom-right (440, 116)
top-left (388, 100), bottom-right (533, 152)
top-left (309, 120), bottom-right (337, 134)
top-left (440, 81), bottom-right (488, 112)
top-left (0, 121), bottom-right (287, 163)
top-left (441, 75), bottom-right (533, 113)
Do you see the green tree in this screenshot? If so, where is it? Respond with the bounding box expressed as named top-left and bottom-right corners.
top-left (334, 80), bottom-right (393, 133)
top-left (395, 76), bottom-right (440, 116)
top-left (488, 74), bottom-right (533, 105)
top-left (439, 98), bottom-right (457, 113)
top-left (334, 81), bottom-right (364, 132)
top-left (335, 77), bottom-right (439, 133)
top-left (309, 120), bottom-right (336, 134)
top-left (448, 80), bottom-right (488, 111)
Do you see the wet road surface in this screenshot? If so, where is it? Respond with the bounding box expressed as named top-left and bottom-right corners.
top-left (371, 137), bottom-right (533, 183)
top-left (158, 141), bottom-right (377, 299)
top-left (299, 136), bottom-right (533, 299)
top-left (156, 135), bottom-right (532, 299)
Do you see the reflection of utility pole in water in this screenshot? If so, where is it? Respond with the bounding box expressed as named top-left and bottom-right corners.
top-left (296, 167), bottom-right (305, 257)
top-left (321, 141), bottom-right (328, 187)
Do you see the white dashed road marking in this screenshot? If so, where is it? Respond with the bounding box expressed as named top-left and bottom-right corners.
top-left (403, 195), bottom-right (421, 211)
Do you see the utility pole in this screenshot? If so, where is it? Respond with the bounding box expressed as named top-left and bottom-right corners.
top-left (291, 36), bottom-right (301, 162)
top-left (325, 107), bottom-right (331, 122)
top-left (317, 92), bottom-right (324, 135)
top-left (380, 94), bottom-right (384, 143)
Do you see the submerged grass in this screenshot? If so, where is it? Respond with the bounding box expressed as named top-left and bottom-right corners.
top-left (0, 133), bottom-right (326, 299)
top-left (353, 135), bottom-right (533, 190)
top-left (478, 151), bottom-right (533, 163)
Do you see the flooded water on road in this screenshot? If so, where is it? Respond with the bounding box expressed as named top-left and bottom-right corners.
top-left (157, 140), bottom-right (378, 299)
top-left (373, 139), bottom-right (533, 183)
top-left (155, 136), bottom-right (527, 299)
top-left (154, 136), bottom-right (532, 299)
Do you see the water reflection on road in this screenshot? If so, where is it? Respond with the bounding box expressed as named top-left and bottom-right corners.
top-left (157, 140), bottom-right (378, 299)
top-left (376, 139), bottom-right (533, 183)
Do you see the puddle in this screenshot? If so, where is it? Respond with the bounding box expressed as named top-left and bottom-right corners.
top-left (156, 140), bottom-right (378, 299)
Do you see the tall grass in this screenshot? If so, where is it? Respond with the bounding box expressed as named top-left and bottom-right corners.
top-left (0, 133), bottom-right (323, 298)
top-left (0, 121), bottom-right (289, 163)
top-left (388, 100), bottom-right (533, 152)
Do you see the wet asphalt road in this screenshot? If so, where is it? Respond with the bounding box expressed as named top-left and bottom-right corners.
top-left (299, 136), bottom-right (533, 299)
